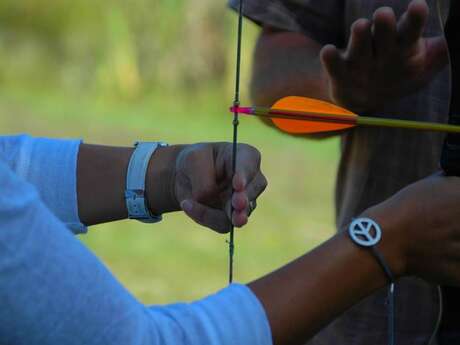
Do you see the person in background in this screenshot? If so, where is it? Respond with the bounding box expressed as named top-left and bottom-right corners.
top-left (228, 0), bottom-right (458, 343)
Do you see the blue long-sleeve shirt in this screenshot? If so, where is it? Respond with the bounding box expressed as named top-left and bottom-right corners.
top-left (0, 135), bottom-right (272, 345)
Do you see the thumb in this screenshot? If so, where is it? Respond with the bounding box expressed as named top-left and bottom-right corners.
top-left (181, 199), bottom-right (232, 234)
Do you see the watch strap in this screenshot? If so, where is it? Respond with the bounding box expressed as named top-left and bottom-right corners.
top-left (125, 141), bottom-right (167, 223)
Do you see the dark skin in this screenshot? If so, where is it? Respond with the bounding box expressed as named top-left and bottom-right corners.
top-left (77, 142), bottom-right (267, 233)
top-left (249, 174), bottom-right (460, 345)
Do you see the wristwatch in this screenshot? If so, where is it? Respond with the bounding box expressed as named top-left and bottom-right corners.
top-left (125, 141), bottom-right (168, 223)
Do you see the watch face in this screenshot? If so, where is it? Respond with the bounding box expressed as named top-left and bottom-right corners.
top-left (348, 218), bottom-right (382, 247)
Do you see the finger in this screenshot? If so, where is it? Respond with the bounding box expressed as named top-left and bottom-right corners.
top-left (222, 191), bottom-right (247, 223)
top-left (244, 172), bottom-right (268, 203)
top-left (228, 172), bottom-right (266, 221)
top-left (232, 209), bottom-right (248, 228)
top-left (397, 0), bottom-right (429, 48)
top-left (233, 144), bottom-right (262, 192)
top-left (229, 172), bottom-right (266, 216)
top-left (231, 190), bottom-right (260, 216)
top-left (372, 7), bottom-right (397, 58)
top-left (232, 191), bottom-right (249, 212)
top-left (233, 171), bottom-right (247, 193)
top-left (345, 18), bottom-right (373, 62)
top-left (181, 199), bottom-right (231, 233)
top-left (320, 44), bottom-right (345, 81)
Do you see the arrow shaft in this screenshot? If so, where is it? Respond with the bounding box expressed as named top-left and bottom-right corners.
top-left (358, 116), bottom-right (460, 133)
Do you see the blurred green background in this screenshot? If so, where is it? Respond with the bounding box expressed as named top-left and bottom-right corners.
top-left (0, 0), bottom-right (339, 304)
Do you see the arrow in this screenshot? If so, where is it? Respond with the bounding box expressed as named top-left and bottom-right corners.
top-left (230, 96), bottom-right (460, 134)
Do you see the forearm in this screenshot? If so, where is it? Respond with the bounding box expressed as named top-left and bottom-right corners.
top-left (249, 207), bottom-right (405, 345)
top-left (77, 143), bottom-right (185, 226)
top-left (0, 136), bottom-right (184, 229)
top-left (251, 28), bottom-right (330, 107)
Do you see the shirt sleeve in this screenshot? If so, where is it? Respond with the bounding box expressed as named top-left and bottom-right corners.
top-left (0, 134), bottom-right (86, 234)
top-left (228, 0), bottom-right (345, 46)
top-left (0, 159), bottom-right (272, 345)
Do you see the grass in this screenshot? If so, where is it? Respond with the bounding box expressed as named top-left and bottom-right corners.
top-left (0, 85), bottom-right (340, 304)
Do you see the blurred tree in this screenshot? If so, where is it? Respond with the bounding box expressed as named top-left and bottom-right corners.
top-left (0, 0), bottom-right (233, 99)
top-left (97, 5), bottom-right (142, 99)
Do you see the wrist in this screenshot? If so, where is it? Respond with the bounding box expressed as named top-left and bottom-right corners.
top-left (145, 144), bottom-right (186, 215)
top-left (359, 205), bottom-right (408, 279)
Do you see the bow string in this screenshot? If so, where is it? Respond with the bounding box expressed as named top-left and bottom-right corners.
top-left (229, 0), bottom-right (244, 284)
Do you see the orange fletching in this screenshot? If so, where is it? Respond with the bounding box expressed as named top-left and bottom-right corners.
top-left (271, 96), bottom-right (357, 134)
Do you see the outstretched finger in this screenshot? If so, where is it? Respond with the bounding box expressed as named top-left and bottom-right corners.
top-left (372, 7), bottom-right (397, 58)
top-left (320, 44), bottom-right (345, 81)
top-left (346, 18), bottom-right (373, 62)
top-left (181, 199), bottom-right (232, 233)
top-left (397, 0), bottom-right (429, 49)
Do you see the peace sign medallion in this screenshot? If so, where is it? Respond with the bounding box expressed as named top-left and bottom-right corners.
top-left (348, 218), bottom-right (382, 247)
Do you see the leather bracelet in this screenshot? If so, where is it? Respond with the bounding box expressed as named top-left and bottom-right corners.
top-left (348, 217), bottom-right (394, 282)
top-left (348, 217), bottom-right (396, 345)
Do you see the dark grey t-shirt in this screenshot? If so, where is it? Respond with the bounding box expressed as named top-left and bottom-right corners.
top-left (229, 0), bottom-right (451, 344)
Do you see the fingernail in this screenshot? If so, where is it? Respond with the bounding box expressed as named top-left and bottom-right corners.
top-left (232, 213), bottom-right (247, 228)
top-left (181, 200), bottom-right (193, 212)
top-left (233, 173), bottom-right (246, 189)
